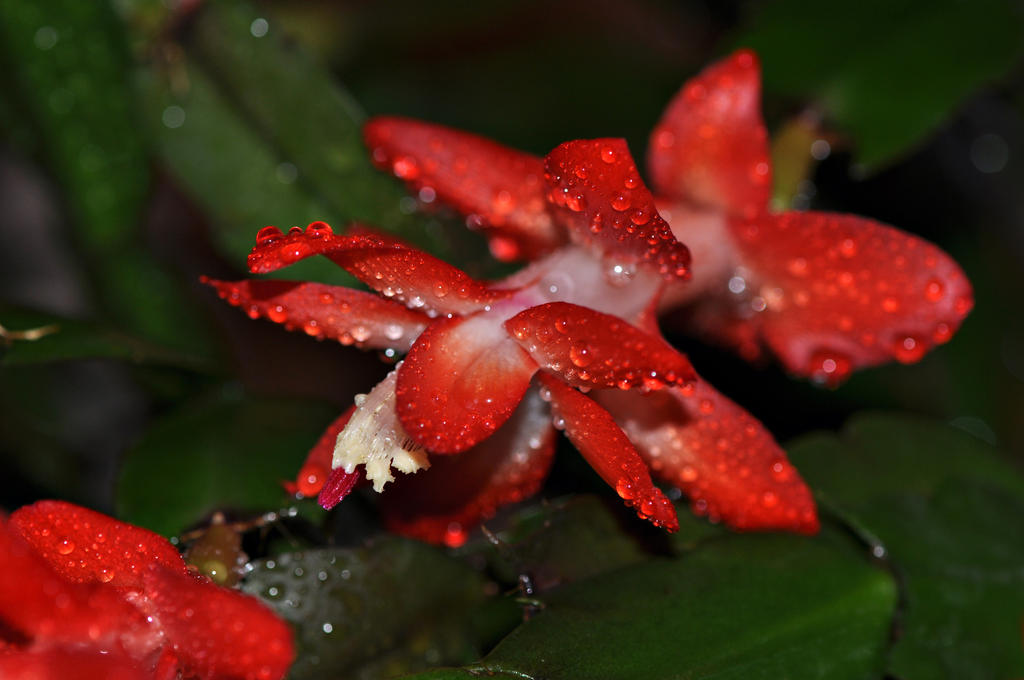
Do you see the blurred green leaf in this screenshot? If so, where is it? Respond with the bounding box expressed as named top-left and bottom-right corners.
top-left (0, 0), bottom-right (210, 353)
top-left (191, 1), bottom-right (420, 236)
top-left (117, 389), bottom-right (333, 535)
top-left (734, 0), bottom-right (1023, 168)
top-left (138, 60), bottom-right (354, 287)
top-left (140, 0), bottom-right (485, 287)
top-left (405, 530), bottom-right (896, 679)
top-left (1, 306), bottom-right (211, 370)
top-left (241, 538), bottom-right (490, 680)
top-left (789, 413), bottom-right (1024, 679)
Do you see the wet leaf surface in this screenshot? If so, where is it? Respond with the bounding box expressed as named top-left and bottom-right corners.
top-left (242, 538), bottom-right (491, 680)
top-left (789, 413), bottom-right (1024, 679)
top-left (403, 529), bottom-right (896, 679)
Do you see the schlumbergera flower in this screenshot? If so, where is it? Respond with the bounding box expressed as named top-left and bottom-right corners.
top-left (0, 501), bottom-right (294, 680)
top-left (204, 49), bottom-right (972, 547)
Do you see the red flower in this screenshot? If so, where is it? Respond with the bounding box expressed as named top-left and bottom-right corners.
top-left (205, 50), bottom-right (971, 547)
top-left (0, 501), bottom-right (294, 680)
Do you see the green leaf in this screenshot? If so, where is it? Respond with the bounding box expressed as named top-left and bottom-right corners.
top-left (116, 389), bottom-right (334, 535)
top-left (241, 538), bottom-right (490, 680)
top-left (190, 1), bottom-right (420, 237)
top-left (734, 0), bottom-right (1023, 168)
top-left (788, 413), bottom-right (1024, 679)
top-left (1, 306), bottom-right (211, 370)
top-left (140, 0), bottom-right (485, 286)
top-left (483, 494), bottom-right (723, 590)
top-left (137, 60), bottom-right (354, 287)
top-left (405, 530), bottom-right (896, 679)
top-left (0, 0), bottom-right (211, 353)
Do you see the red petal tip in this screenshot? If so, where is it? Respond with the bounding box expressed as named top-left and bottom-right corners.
top-left (544, 138), bottom-right (691, 280)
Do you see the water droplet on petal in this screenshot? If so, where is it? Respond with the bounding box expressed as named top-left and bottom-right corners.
top-left (892, 334), bottom-right (926, 363)
top-left (569, 344), bottom-right (593, 367)
top-left (256, 226), bottom-right (283, 245)
top-left (924, 278), bottom-right (944, 302)
top-left (57, 539), bottom-right (75, 555)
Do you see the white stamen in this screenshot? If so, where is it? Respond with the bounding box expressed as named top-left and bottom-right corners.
top-left (332, 370), bottom-right (429, 492)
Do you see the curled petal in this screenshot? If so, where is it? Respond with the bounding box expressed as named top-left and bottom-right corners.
top-left (246, 223), bottom-right (513, 316)
top-left (365, 116), bottom-right (566, 261)
top-left (380, 388), bottom-right (557, 547)
top-left (284, 406), bottom-right (356, 498)
top-left (203, 278), bottom-right (429, 351)
top-left (544, 138), bottom-right (691, 280)
top-left (504, 302), bottom-right (695, 391)
top-left (648, 49), bottom-right (771, 219)
top-left (397, 314), bottom-right (538, 453)
top-left (595, 377), bottom-right (819, 534)
top-left (143, 568), bottom-right (294, 680)
top-left (9, 500), bottom-right (187, 589)
top-left (245, 222), bottom-right (373, 273)
top-left (538, 374), bottom-right (678, 531)
top-left (727, 211), bottom-right (974, 383)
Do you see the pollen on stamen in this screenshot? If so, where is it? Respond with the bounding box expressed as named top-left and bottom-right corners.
top-left (332, 370), bottom-right (430, 492)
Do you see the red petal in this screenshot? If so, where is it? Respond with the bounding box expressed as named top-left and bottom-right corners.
top-left (365, 116), bottom-right (566, 261)
top-left (284, 406), bottom-right (356, 498)
top-left (595, 377), bottom-right (819, 534)
top-left (396, 314), bottom-right (537, 453)
top-left (726, 211), bottom-right (974, 383)
top-left (203, 278), bottom-right (429, 351)
top-left (329, 244), bottom-right (516, 316)
top-left (0, 520), bottom-right (158, 653)
top-left (9, 501), bottom-right (187, 589)
top-left (245, 222), bottom-right (371, 273)
top-left (538, 374), bottom-right (678, 531)
top-left (647, 49), bottom-right (771, 219)
top-left (246, 223), bottom-right (513, 316)
top-left (544, 138), bottom-right (691, 280)
top-left (0, 648), bottom-right (150, 680)
top-left (381, 388), bottom-right (557, 547)
top-left (504, 302), bottom-right (695, 391)
top-left (143, 568), bottom-right (294, 680)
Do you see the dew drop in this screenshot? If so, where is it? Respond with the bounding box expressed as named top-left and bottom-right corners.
top-left (267, 305), bottom-right (287, 323)
top-left (603, 260), bottom-right (637, 287)
top-left (807, 349), bottom-right (852, 387)
top-left (305, 221), bottom-right (333, 237)
top-left (630, 208), bottom-right (650, 226)
top-left (569, 344), bottom-right (593, 367)
top-left (392, 156), bottom-right (419, 179)
top-left (256, 226), bottom-right (283, 245)
top-left (881, 296), bottom-right (900, 313)
top-left (924, 278), bottom-right (944, 303)
top-left (600, 147), bottom-right (616, 163)
top-left (611, 192), bottom-right (631, 211)
top-left (680, 465), bottom-right (698, 483)
top-left (892, 334), bottom-right (926, 363)
top-left (57, 539), bottom-right (75, 555)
